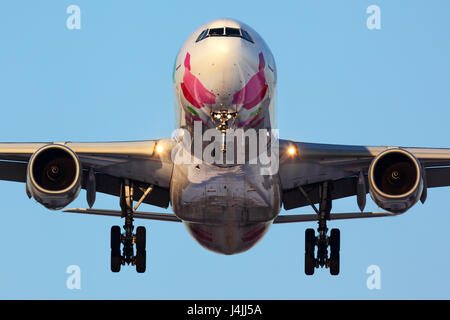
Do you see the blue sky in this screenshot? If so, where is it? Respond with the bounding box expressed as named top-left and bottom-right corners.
top-left (0, 0), bottom-right (450, 299)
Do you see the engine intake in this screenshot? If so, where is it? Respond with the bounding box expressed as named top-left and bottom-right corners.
top-left (26, 144), bottom-right (82, 210)
top-left (368, 148), bottom-right (423, 213)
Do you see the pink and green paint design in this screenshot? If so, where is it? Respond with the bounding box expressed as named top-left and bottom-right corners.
top-left (180, 52), bottom-right (268, 128)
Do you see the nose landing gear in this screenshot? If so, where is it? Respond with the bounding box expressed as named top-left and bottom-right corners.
top-left (303, 181), bottom-right (341, 276)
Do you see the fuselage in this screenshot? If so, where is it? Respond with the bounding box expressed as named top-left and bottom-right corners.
top-left (170, 19), bottom-right (281, 254)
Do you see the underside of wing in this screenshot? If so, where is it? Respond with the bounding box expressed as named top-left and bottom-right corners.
top-left (279, 139), bottom-right (450, 212)
top-left (273, 211), bottom-right (398, 223)
top-left (0, 139), bottom-right (175, 209)
top-left (62, 208), bottom-right (181, 222)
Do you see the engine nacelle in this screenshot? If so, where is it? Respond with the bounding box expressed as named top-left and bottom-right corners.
top-left (368, 148), bottom-right (424, 213)
top-left (26, 144), bottom-right (82, 210)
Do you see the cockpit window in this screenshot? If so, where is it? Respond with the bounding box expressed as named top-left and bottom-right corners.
top-left (195, 27), bottom-right (255, 43)
top-left (240, 29), bottom-right (254, 43)
top-left (225, 27), bottom-right (241, 37)
top-left (209, 28), bottom-right (225, 36)
top-left (196, 29), bottom-right (208, 42)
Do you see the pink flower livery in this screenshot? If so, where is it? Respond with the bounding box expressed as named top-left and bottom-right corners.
top-left (181, 53), bottom-right (216, 109)
top-left (232, 52), bottom-right (268, 111)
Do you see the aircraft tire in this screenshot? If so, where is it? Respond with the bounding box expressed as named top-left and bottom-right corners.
top-left (330, 229), bottom-right (340, 253)
top-left (136, 226), bottom-right (146, 252)
top-left (305, 228), bottom-right (315, 252)
top-left (136, 250), bottom-right (146, 273)
top-left (329, 229), bottom-right (340, 275)
top-left (329, 252), bottom-right (340, 276)
top-left (111, 226), bottom-right (121, 250)
top-left (111, 251), bottom-right (121, 273)
top-left (305, 229), bottom-right (316, 275)
top-left (111, 226), bottom-right (122, 272)
top-left (305, 252), bottom-right (315, 275)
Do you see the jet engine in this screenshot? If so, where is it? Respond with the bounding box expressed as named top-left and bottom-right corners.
top-left (26, 144), bottom-right (82, 210)
top-left (368, 148), bottom-right (424, 213)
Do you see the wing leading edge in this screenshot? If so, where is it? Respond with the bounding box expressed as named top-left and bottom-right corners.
top-left (279, 140), bottom-right (450, 211)
top-left (0, 139), bottom-right (175, 208)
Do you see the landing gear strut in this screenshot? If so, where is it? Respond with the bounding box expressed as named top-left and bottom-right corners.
top-left (110, 179), bottom-right (148, 273)
top-left (303, 181), bottom-right (341, 276)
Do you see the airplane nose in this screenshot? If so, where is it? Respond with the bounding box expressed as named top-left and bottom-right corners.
top-left (188, 39), bottom-right (259, 113)
top-left (207, 45), bottom-right (246, 109)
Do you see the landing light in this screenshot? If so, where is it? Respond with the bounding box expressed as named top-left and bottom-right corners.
top-left (156, 145), bottom-right (164, 154)
top-left (288, 146), bottom-right (297, 156)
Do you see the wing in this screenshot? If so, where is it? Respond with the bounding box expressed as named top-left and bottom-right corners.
top-left (0, 139), bottom-right (175, 208)
top-left (278, 140), bottom-right (450, 211)
top-left (62, 208), bottom-right (181, 222)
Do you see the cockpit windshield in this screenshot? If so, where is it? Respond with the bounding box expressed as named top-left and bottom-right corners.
top-left (196, 27), bottom-right (254, 43)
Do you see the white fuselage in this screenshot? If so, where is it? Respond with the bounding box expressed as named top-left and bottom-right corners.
top-left (170, 19), bottom-right (281, 254)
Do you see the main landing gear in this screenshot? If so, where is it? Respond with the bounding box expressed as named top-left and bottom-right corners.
top-left (302, 181), bottom-right (341, 276)
top-left (110, 179), bottom-right (150, 273)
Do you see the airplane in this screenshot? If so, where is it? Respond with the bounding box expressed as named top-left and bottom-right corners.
top-left (1, 18), bottom-right (450, 275)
